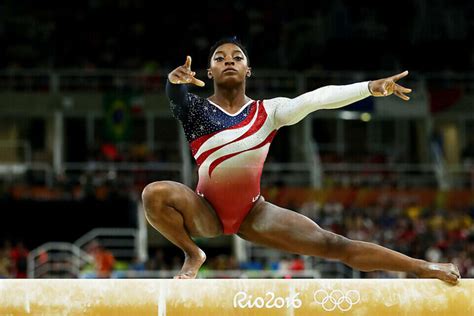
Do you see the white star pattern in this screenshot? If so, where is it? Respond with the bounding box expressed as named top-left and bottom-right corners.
top-left (176, 94), bottom-right (257, 142)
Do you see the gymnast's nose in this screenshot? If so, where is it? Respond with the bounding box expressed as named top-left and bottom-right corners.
top-left (225, 57), bottom-right (234, 66)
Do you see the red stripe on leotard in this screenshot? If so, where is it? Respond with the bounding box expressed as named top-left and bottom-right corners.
top-left (189, 101), bottom-right (257, 156)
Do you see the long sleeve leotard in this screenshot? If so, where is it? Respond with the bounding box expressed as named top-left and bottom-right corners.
top-left (166, 80), bottom-right (371, 234)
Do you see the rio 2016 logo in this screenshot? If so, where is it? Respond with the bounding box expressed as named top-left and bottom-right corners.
top-left (233, 291), bottom-right (302, 309)
top-left (233, 289), bottom-right (360, 312)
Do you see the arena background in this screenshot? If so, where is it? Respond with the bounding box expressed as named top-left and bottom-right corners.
top-left (0, 0), bottom-right (473, 280)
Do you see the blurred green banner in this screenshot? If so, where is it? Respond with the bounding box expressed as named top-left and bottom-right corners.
top-left (103, 94), bottom-right (132, 142)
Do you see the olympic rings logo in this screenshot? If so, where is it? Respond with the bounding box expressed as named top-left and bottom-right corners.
top-left (313, 289), bottom-right (360, 312)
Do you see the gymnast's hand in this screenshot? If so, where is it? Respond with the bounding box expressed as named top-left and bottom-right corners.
top-left (368, 70), bottom-right (412, 101)
top-left (168, 56), bottom-right (205, 87)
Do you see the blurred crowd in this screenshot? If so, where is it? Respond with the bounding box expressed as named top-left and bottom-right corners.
top-left (297, 196), bottom-right (474, 278)
top-left (2, 184), bottom-right (473, 279)
top-left (94, 188), bottom-right (474, 278)
top-left (1, 0), bottom-right (472, 72)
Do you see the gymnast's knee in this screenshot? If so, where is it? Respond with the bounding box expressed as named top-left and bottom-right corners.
top-left (142, 181), bottom-right (176, 216)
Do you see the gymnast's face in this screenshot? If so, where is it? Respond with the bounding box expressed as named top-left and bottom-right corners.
top-left (208, 43), bottom-right (251, 87)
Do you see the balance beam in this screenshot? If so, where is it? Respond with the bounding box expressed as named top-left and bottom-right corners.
top-left (0, 279), bottom-right (472, 315)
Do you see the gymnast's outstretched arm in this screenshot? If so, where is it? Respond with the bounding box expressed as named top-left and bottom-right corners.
top-left (268, 71), bottom-right (412, 128)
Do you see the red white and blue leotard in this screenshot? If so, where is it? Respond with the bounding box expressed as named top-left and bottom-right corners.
top-left (166, 80), bottom-right (371, 234)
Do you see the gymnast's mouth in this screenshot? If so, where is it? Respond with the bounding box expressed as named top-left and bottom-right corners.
top-left (223, 68), bottom-right (238, 73)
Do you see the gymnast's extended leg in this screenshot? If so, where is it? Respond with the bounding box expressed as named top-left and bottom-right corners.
top-left (238, 198), bottom-right (460, 284)
top-left (142, 181), bottom-right (223, 278)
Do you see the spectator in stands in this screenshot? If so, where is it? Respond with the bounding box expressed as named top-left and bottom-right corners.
top-left (10, 241), bottom-right (28, 278)
top-left (146, 248), bottom-right (169, 271)
top-left (87, 241), bottom-right (115, 278)
top-left (130, 256), bottom-right (146, 273)
top-left (289, 255), bottom-right (305, 272)
top-left (0, 242), bottom-right (12, 278)
top-left (100, 143), bottom-right (120, 162)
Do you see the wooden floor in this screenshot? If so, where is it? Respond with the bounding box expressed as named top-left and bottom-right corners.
top-left (0, 279), bottom-right (473, 315)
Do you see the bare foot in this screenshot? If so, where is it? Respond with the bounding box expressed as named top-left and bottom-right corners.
top-left (416, 262), bottom-right (461, 285)
top-left (173, 249), bottom-right (206, 279)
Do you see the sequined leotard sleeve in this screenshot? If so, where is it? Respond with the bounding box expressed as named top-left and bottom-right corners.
top-left (166, 79), bottom-right (371, 234)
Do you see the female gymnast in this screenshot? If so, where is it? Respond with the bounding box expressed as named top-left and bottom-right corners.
top-left (142, 37), bottom-right (460, 284)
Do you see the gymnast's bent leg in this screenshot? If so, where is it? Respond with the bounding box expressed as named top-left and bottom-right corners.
top-left (238, 198), bottom-right (460, 284)
top-left (142, 181), bottom-right (223, 279)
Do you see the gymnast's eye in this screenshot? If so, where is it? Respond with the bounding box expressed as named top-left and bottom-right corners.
top-left (234, 56), bottom-right (244, 61)
top-left (214, 56), bottom-right (224, 62)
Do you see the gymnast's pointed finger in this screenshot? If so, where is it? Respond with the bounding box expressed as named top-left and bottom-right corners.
top-left (391, 70), bottom-right (409, 82)
top-left (184, 56), bottom-right (192, 70)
